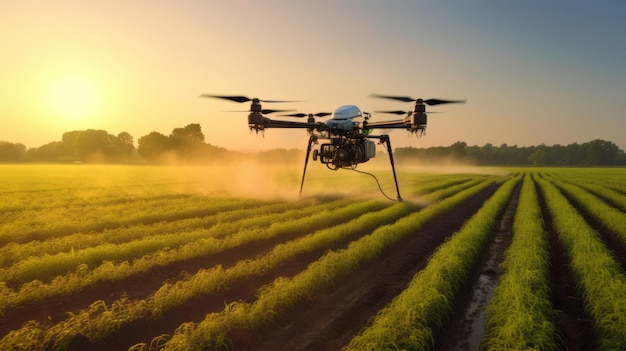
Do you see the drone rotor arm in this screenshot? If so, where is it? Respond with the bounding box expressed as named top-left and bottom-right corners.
top-left (364, 119), bottom-right (412, 129)
top-left (249, 116), bottom-right (326, 130)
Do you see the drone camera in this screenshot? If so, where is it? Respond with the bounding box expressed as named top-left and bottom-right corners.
top-left (314, 138), bottom-right (375, 169)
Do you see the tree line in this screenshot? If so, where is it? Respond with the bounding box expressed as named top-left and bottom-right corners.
top-left (0, 126), bottom-right (624, 166)
top-left (0, 124), bottom-right (226, 163)
top-left (394, 140), bottom-right (626, 166)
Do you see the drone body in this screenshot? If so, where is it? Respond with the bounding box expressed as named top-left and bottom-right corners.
top-left (200, 93), bottom-right (466, 201)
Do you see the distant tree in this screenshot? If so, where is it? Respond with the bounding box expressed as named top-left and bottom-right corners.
top-left (528, 148), bottom-right (547, 165)
top-left (169, 123), bottom-right (205, 146)
top-left (168, 123), bottom-right (206, 160)
top-left (394, 139), bottom-right (625, 166)
top-left (584, 139), bottom-right (620, 165)
top-left (113, 132), bottom-right (135, 160)
top-left (25, 141), bottom-right (70, 162)
top-left (0, 141), bottom-right (26, 162)
top-left (450, 141), bottom-right (467, 159)
top-left (61, 130), bottom-right (83, 146)
top-left (138, 131), bottom-right (171, 162)
top-left (73, 129), bottom-right (118, 161)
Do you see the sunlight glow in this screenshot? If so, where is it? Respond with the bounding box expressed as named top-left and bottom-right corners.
top-left (48, 75), bottom-right (101, 120)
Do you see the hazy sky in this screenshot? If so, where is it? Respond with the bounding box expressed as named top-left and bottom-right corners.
top-left (2, 0), bottom-right (625, 151)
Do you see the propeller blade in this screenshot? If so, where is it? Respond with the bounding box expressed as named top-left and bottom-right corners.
top-left (374, 110), bottom-right (410, 115)
top-left (423, 98), bottom-right (467, 106)
top-left (200, 94), bottom-right (251, 103)
top-left (281, 112), bottom-right (332, 118)
top-left (369, 94), bottom-right (416, 103)
top-left (370, 94), bottom-right (467, 106)
top-left (261, 109), bottom-right (294, 114)
top-left (282, 113), bottom-right (307, 118)
top-left (199, 94), bottom-right (301, 103)
top-left (262, 99), bottom-right (302, 103)
top-left (225, 109), bottom-right (295, 114)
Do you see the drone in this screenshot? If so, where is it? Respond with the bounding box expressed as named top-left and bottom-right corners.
top-left (200, 93), bottom-right (466, 201)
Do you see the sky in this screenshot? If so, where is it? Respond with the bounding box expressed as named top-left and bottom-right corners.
top-left (2, 0), bottom-right (625, 152)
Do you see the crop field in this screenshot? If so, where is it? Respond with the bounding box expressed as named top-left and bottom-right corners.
top-left (0, 164), bottom-right (625, 351)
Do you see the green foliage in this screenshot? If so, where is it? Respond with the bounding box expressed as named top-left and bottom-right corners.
top-left (396, 139), bottom-right (626, 165)
top-left (482, 174), bottom-right (557, 350)
top-left (344, 176), bottom-right (520, 350)
top-left (537, 174), bottom-right (626, 349)
top-left (159, 177), bottom-right (503, 350)
top-left (2, 165), bottom-right (624, 350)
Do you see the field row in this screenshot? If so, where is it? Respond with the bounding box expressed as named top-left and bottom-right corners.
top-left (0, 165), bottom-right (624, 351)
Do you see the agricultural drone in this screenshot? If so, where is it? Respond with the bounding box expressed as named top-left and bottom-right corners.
top-left (200, 94), bottom-right (466, 201)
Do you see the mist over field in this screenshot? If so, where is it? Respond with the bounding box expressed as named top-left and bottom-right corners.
top-left (148, 156), bottom-right (508, 203)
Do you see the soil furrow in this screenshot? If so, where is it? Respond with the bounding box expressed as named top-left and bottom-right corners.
top-left (236, 183), bottom-right (499, 351)
top-left (536, 177), bottom-right (597, 351)
top-left (437, 180), bottom-right (519, 351)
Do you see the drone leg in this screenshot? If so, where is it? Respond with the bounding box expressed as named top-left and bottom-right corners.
top-left (299, 135), bottom-right (316, 196)
top-left (382, 135), bottom-right (403, 202)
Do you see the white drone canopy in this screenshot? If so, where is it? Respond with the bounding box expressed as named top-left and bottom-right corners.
top-left (332, 105), bottom-right (362, 120)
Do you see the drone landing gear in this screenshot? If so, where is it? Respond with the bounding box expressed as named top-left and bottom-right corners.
top-left (299, 135), bottom-right (317, 195)
top-left (369, 134), bottom-right (403, 202)
top-left (298, 134), bottom-right (403, 202)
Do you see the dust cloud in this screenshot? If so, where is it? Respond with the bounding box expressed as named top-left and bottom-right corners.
top-left (61, 150), bottom-right (508, 203)
top-left (157, 151), bottom-right (510, 203)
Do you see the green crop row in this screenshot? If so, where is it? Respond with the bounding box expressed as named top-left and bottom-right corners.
top-left (537, 175), bottom-right (626, 350)
top-left (556, 180), bottom-right (626, 212)
top-left (481, 173), bottom-right (557, 350)
top-left (421, 175), bottom-right (498, 202)
top-left (343, 175), bottom-right (519, 351)
top-left (0, 199), bottom-right (387, 317)
top-left (543, 174), bottom-right (626, 246)
top-left (565, 181), bottom-right (626, 212)
top-left (0, 201), bottom-right (414, 350)
top-left (0, 196), bottom-right (267, 245)
top-left (148, 177), bottom-right (505, 351)
top-left (540, 167), bottom-right (626, 194)
top-left (0, 197), bottom-right (353, 282)
top-left (405, 174), bottom-right (489, 196)
top-left (543, 169), bottom-right (626, 211)
top-left (0, 198), bottom-right (329, 267)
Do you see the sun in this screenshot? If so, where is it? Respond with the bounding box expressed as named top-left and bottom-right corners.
top-left (49, 75), bottom-right (101, 120)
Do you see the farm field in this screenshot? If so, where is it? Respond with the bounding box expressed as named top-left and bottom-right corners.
top-left (0, 164), bottom-right (625, 350)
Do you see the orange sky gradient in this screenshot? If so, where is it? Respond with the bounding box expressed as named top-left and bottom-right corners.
top-left (2, 1), bottom-right (625, 151)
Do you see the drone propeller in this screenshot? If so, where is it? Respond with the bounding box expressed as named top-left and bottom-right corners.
top-left (374, 110), bottom-right (441, 115)
top-left (374, 110), bottom-right (410, 115)
top-left (199, 94), bottom-right (300, 103)
top-left (369, 94), bottom-right (466, 106)
top-left (281, 112), bottom-right (332, 118)
top-left (227, 109), bottom-right (295, 115)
